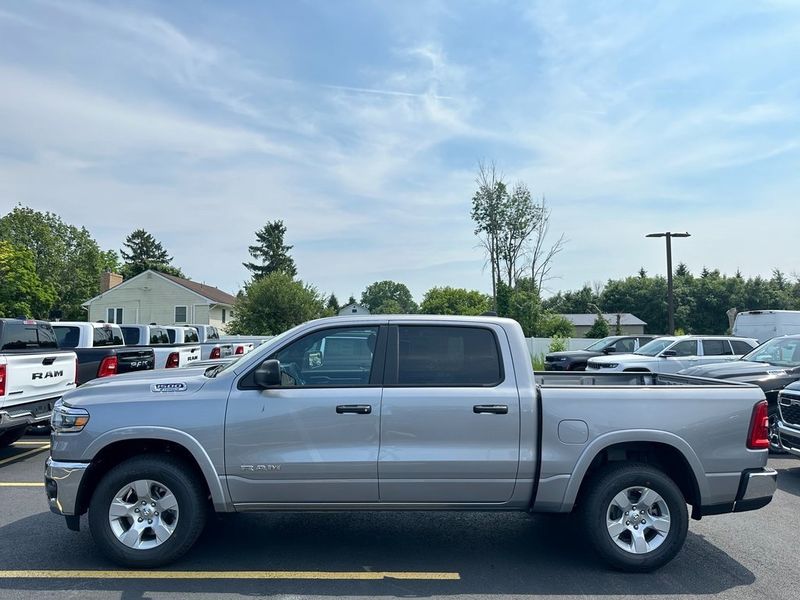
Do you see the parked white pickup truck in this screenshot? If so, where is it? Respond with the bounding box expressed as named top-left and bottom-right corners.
top-left (119, 325), bottom-right (201, 369)
top-left (185, 324), bottom-right (237, 360)
top-left (0, 318), bottom-right (77, 446)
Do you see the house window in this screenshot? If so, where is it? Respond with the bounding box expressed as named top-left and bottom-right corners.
top-left (222, 308), bottom-right (226, 323)
top-left (106, 308), bottom-right (123, 324)
top-left (174, 306), bottom-right (188, 323)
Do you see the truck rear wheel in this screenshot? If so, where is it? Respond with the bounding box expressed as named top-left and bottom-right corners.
top-left (581, 462), bottom-right (688, 572)
top-left (88, 454), bottom-right (207, 567)
top-left (0, 425), bottom-right (27, 448)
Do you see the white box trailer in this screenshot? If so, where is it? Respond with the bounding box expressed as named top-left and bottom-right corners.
top-left (733, 310), bottom-right (800, 343)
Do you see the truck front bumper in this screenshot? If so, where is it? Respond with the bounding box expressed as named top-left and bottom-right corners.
top-left (777, 420), bottom-right (800, 458)
top-left (44, 457), bottom-right (89, 518)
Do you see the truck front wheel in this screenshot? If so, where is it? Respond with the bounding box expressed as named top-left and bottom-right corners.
top-left (581, 462), bottom-right (688, 572)
top-left (88, 454), bottom-right (207, 567)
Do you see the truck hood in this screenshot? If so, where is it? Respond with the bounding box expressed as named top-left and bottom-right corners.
top-left (546, 350), bottom-right (602, 359)
top-left (591, 353), bottom-right (649, 365)
top-left (680, 360), bottom-right (800, 381)
top-left (62, 366), bottom-right (211, 408)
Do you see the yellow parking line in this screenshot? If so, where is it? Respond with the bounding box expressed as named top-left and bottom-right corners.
top-left (0, 446), bottom-right (50, 467)
top-left (11, 441), bottom-right (51, 446)
top-left (0, 570), bottom-right (460, 580)
top-left (0, 482), bottom-right (44, 487)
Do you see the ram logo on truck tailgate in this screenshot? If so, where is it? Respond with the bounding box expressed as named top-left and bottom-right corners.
top-left (32, 370), bottom-right (64, 380)
top-left (151, 382), bottom-right (187, 393)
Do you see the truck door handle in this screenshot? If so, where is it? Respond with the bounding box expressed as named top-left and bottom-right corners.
top-left (473, 404), bottom-right (508, 414)
top-left (336, 404), bottom-right (372, 415)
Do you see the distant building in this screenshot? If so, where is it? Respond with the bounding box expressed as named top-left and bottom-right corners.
top-left (82, 269), bottom-right (237, 332)
top-left (560, 313), bottom-right (647, 337)
top-left (338, 303), bottom-right (370, 316)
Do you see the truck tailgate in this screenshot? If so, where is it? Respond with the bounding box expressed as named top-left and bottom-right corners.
top-left (1, 351), bottom-right (76, 406)
top-left (116, 348), bottom-right (155, 375)
top-left (180, 345), bottom-right (202, 367)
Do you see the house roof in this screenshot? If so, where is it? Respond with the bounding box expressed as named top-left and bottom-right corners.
top-left (157, 272), bottom-right (238, 305)
top-left (560, 313), bottom-right (647, 327)
top-left (81, 269), bottom-right (238, 307)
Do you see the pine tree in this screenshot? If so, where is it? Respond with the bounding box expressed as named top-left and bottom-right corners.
top-left (243, 220), bottom-right (297, 280)
top-left (120, 229), bottom-right (183, 279)
top-left (326, 293), bottom-right (340, 312)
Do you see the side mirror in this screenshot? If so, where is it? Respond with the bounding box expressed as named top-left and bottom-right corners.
top-left (603, 347), bottom-right (616, 354)
top-left (254, 359), bottom-right (281, 388)
top-left (660, 350), bottom-right (677, 357)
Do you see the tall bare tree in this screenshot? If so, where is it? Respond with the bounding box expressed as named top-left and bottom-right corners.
top-left (498, 181), bottom-right (541, 287)
top-left (470, 162), bottom-right (505, 306)
top-left (526, 197), bottom-right (567, 292)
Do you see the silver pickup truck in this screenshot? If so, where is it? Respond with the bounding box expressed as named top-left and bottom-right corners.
top-left (44, 316), bottom-right (776, 572)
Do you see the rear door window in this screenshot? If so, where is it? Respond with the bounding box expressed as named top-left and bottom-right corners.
top-left (397, 326), bottom-right (503, 386)
top-left (702, 339), bottom-right (733, 356)
top-left (613, 338), bottom-right (636, 353)
top-left (184, 329), bottom-right (199, 343)
top-left (150, 328), bottom-right (169, 344)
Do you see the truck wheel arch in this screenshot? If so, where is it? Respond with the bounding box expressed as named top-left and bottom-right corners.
top-left (563, 430), bottom-right (707, 517)
top-left (78, 427), bottom-right (230, 514)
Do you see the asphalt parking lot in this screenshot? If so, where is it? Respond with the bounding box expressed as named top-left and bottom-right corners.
top-left (1, 437), bottom-right (799, 600)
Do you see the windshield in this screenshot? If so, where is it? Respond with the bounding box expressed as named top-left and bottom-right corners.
top-left (635, 338), bottom-right (676, 357)
top-left (584, 337), bottom-right (616, 352)
top-left (742, 337), bottom-right (800, 367)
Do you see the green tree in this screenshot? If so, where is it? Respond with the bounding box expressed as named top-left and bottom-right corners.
top-left (586, 312), bottom-right (610, 338)
top-left (0, 241), bottom-right (55, 318)
top-left (361, 280), bottom-right (417, 314)
top-left (347, 295), bottom-right (357, 306)
top-left (243, 220), bottom-right (297, 280)
top-left (420, 287), bottom-right (492, 315)
top-left (120, 229), bottom-right (184, 279)
top-left (0, 205), bottom-right (115, 319)
top-left (227, 272), bottom-right (325, 335)
top-left (326, 293), bottom-right (340, 312)
top-left (537, 312), bottom-right (575, 337)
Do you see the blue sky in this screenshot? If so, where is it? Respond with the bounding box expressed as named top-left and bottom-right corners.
top-left (1, 0), bottom-right (799, 301)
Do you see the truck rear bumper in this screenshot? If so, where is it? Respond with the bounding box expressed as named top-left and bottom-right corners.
top-left (698, 467), bottom-right (777, 517)
top-left (1, 397), bottom-right (58, 431)
top-left (44, 457), bottom-right (89, 518)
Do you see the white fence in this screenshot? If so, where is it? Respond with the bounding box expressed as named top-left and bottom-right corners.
top-left (525, 337), bottom-right (599, 357)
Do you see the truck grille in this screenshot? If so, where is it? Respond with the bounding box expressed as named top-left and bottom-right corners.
top-left (779, 394), bottom-right (800, 427)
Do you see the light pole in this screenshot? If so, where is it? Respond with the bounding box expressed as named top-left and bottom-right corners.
top-left (646, 232), bottom-right (690, 335)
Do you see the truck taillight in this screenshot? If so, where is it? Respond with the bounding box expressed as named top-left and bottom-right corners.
top-left (0, 364), bottom-right (6, 396)
top-left (235, 345), bottom-right (244, 355)
top-left (165, 352), bottom-right (180, 368)
top-left (97, 356), bottom-right (118, 378)
top-left (747, 400), bottom-right (770, 450)
top-left (210, 347), bottom-right (221, 359)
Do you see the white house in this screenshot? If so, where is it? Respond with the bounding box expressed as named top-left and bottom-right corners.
top-left (338, 303), bottom-right (371, 316)
top-left (82, 270), bottom-right (238, 332)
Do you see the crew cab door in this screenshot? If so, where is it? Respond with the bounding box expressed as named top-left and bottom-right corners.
top-left (378, 324), bottom-right (520, 503)
top-left (224, 325), bottom-right (386, 505)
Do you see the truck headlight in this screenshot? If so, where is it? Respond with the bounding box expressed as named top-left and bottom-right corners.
top-left (51, 401), bottom-right (90, 433)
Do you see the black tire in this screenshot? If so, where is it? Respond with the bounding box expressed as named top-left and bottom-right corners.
top-left (581, 462), bottom-right (688, 572)
top-left (88, 454), bottom-right (207, 568)
top-left (0, 425), bottom-right (28, 448)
